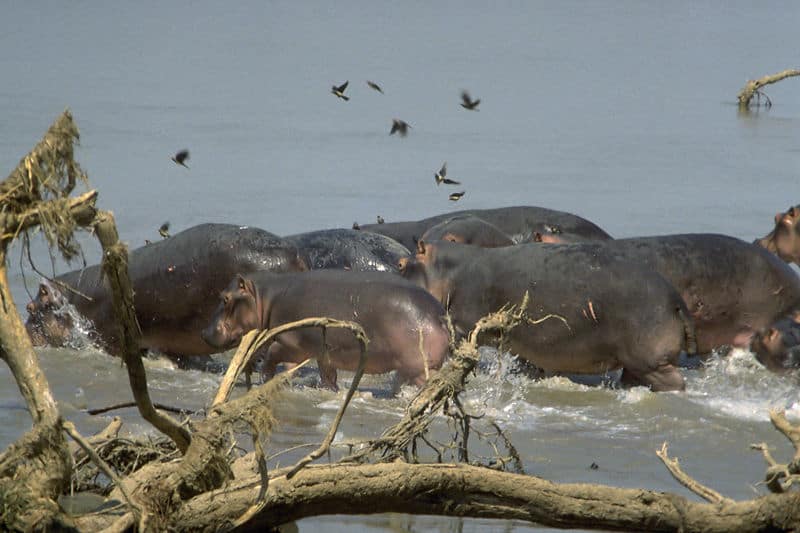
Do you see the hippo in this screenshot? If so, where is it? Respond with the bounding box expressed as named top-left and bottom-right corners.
top-left (585, 234), bottom-right (800, 354)
top-left (201, 270), bottom-right (449, 389)
top-left (750, 310), bottom-right (800, 373)
top-left (359, 205), bottom-right (612, 250)
top-left (25, 223), bottom-right (306, 360)
top-left (420, 216), bottom-right (515, 247)
top-left (756, 205), bottom-right (800, 264)
top-left (283, 228), bottom-right (410, 272)
top-left (398, 240), bottom-right (693, 391)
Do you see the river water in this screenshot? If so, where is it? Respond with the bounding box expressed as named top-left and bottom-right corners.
top-left (1, 2), bottom-right (799, 531)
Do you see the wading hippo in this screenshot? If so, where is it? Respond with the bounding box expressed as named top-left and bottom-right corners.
top-left (589, 234), bottom-right (800, 354)
top-left (360, 205), bottom-right (612, 250)
top-left (201, 270), bottom-right (449, 388)
top-left (756, 205), bottom-right (800, 264)
top-left (25, 224), bottom-right (306, 360)
top-left (750, 311), bottom-right (800, 373)
top-left (420, 216), bottom-right (515, 247)
top-left (399, 240), bottom-right (693, 391)
top-left (283, 228), bottom-right (410, 272)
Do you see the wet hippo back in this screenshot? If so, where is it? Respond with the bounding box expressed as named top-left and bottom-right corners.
top-left (601, 234), bottom-right (800, 353)
top-left (361, 205), bottom-right (612, 250)
top-left (27, 223), bottom-right (305, 357)
top-left (421, 215), bottom-right (515, 247)
top-left (284, 229), bottom-right (410, 272)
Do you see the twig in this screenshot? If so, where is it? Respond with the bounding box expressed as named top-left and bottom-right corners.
top-left (212, 317), bottom-right (367, 408)
top-left (62, 421), bottom-right (143, 519)
top-left (656, 442), bottom-right (731, 504)
top-left (87, 402), bottom-right (195, 416)
top-left (418, 329), bottom-right (430, 381)
top-left (286, 326), bottom-right (369, 479)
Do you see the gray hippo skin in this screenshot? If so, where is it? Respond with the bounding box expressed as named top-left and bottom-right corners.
top-left (420, 215), bottom-right (515, 248)
top-left (360, 205), bottom-right (612, 250)
top-left (756, 205), bottom-right (800, 264)
top-left (25, 223), bottom-right (306, 359)
top-left (399, 240), bottom-right (692, 391)
top-left (750, 310), bottom-right (800, 373)
top-left (594, 234), bottom-right (800, 354)
top-left (201, 270), bottom-right (449, 389)
top-left (284, 228), bottom-right (410, 272)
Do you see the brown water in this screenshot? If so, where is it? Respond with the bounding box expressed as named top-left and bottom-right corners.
top-left (1, 1), bottom-right (800, 530)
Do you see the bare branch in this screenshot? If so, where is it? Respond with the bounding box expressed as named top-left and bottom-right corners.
top-left (657, 442), bottom-right (731, 504)
top-left (738, 69), bottom-right (800, 108)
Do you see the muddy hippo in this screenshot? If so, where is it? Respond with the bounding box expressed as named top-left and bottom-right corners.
top-left (25, 223), bottom-right (306, 359)
top-left (359, 206), bottom-right (612, 250)
top-left (588, 234), bottom-right (800, 354)
top-left (201, 271), bottom-right (449, 388)
top-left (399, 240), bottom-right (693, 391)
top-left (420, 216), bottom-right (515, 247)
top-left (750, 310), bottom-right (800, 373)
top-left (283, 228), bottom-right (410, 272)
top-left (756, 205), bottom-right (800, 264)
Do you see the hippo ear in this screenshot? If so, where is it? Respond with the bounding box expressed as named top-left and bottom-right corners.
top-left (416, 240), bottom-right (426, 255)
top-left (236, 274), bottom-right (256, 297)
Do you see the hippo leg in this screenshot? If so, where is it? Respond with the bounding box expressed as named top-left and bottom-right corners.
top-left (317, 357), bottom-right (339, 391)
top-left (620, 363), bottom-right (685, 392)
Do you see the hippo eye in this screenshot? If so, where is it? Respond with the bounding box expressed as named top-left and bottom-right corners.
top-left (40, 287), bottom-right (48, 297)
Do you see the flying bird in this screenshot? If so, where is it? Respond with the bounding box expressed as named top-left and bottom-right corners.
top-left (366, 80), bottom-right (384, 94)
top-left (332, 81), bottom-right (350, 101)
top-left (460, 91), bottom-right (480, 111)
top-left (352, 222), bottom-right (361, 230)
top-left (171, 149), bottom-right (190, 168)
top-left (390, 119), bottom-right (411, 137)
top-left (449, 191), bottom-right (465, 202)
top-left (434, 162), bottom-right (461, 185)
top-left (158, 222), bottom-right (171, 239)
top-left (376, 215), bottom-right (385, 224)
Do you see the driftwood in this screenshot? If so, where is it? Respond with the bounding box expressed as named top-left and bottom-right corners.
top-left (737, 68), bottom-right (800, 108)
top-left (4, 112), bottom-right (800, 532)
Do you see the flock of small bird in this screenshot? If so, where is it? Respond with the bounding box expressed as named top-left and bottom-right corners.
top-left (162, 81), bottom-right (480, 238)
top-left (330, 79), bottom-right (478, 220)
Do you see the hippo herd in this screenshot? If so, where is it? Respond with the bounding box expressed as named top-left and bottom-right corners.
top-left (24, 205), bottom-right (800, 392)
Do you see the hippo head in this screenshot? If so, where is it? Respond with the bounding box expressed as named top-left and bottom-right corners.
top-left (755, 205), bottom-right (800, 264)
top-left (25, 280), bottom-right (74, 347)
top-left (201, 274), bottom-right (261, 350)
top-left (750, 311), bottom-right (800, 373)
top-left (397, 240), bottom-right (453, 305)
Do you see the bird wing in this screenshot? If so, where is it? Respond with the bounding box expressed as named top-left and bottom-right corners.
top-left (159, 222), bottom-right (170, 232)
top-left (390, 121), bottom-right (399, 134)
top-left (443, 178), bottom-right (461, 185)
top-left (176, 150), bottom-right (189, 162)
top-left (338, 80), bottom-right (349, 92)
top-left (439, 162), bottom-right (447, 177)
top-left (461, 91), bottom-right (472, 105)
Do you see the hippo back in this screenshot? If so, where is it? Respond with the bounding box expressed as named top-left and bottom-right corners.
top-left (361, 205), bottom-right (612, 249)
top-left (284, 229), bottom-right (410, 272)
top-left (41, 223), bottom-right (304, 355)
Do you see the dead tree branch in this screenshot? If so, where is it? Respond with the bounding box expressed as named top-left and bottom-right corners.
top-left (168, 462), bottom-right (800, 533)
top-left (656, 442), bottom-right (732, 504)
top-left (738, 69), bottom-right (800, 108)
top-left (93, 210), bottom-right (191, 454)
top-left (344, 293), bottom-right (530, 463)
